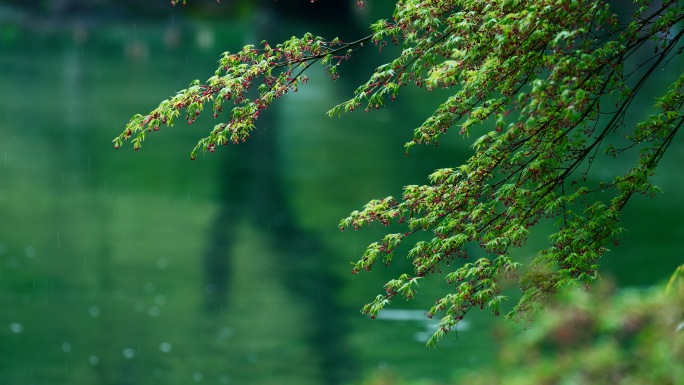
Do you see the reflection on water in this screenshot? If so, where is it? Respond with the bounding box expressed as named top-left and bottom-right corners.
top-left (0, 5), bottom-right (682, 385)
top-left (375, 309), bottom-right (470, 343)
top-left (0, 10), bottom-right (485, 385)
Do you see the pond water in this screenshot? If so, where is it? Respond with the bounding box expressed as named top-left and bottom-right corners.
top-left (0, 4), bottom-right (682, 385)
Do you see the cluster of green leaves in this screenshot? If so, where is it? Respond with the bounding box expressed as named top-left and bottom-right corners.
top-left (113, 33), bottom-right (372, 158)
top-left (337, 0), bottom-right (683, 346)
top-left (116, 0), bottom-right (683, 345)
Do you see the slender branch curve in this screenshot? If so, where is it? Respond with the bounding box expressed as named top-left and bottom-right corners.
top-left (116, 0), bottom-right (684, 346)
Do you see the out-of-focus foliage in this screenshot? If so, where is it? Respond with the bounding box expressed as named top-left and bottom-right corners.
top-left (667, 263), bottom-right (684, 295)
top-left (355, 284), bottom-right (684, 385)
top-left (461, 284), bottom-right (684, 385)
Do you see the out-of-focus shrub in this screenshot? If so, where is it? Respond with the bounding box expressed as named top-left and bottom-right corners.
top-left (461, 283), bottom-right (684, 385)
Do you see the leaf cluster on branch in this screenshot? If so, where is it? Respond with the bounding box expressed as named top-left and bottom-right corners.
top-left (115, 0), bottom-right (684, 346)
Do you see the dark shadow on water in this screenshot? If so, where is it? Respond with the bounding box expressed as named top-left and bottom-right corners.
top-left (199, 4), bottom-right (369, 384)
top-left (200, 111), bottom-right (355, 384)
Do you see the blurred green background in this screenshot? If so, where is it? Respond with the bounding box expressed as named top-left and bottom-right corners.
top-left (0, 1), bottom-right (682, 384)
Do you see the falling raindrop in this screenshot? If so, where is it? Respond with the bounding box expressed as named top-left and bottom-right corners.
top-left (24, 246), bottom-right (36, 258)
top-left (196, 29), bottom-right (214, 50)
top-left (134, 302), bottom-right (146, 312)
top-left (88, 306), bottom-right (100, 317)
top-left (147, 306), bottom-right (160, 317)
top-left (9, 322), bottom-right (23, 333)
top-left (62, 343), bottom-right (72, 353)
top-left (159, 342), bottom-right (172, 353)
top-left (0, 244), bottom-right (6, 255)
top-left (219, 375), bottom-right (231, 384)
top-left (156, 257), bottom-right (169, 270)
top-left (122, 348), bottom-right (135, 359)
top-left (89, 356), bottom-right (99, 366)
top-left (154, 295), bottom-right (166, 306)
top-left (193, 372), bottom-right (203, 382)
top-left (218, 327), bottom-right (233, 340)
